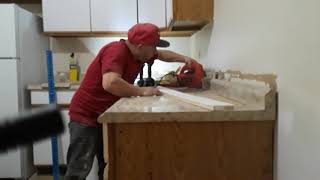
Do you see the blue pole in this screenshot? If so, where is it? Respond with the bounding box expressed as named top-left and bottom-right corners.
top-left (46, 50), bottom-right (60, 180)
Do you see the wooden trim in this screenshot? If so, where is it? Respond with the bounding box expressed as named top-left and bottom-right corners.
top-left (108, 124), bottom-right (116, 180)
top-left (172, 25), bottom-right (203, 31)
top-left (170, 19), bottom-right (212, 31)
top-left (44, 30), bottom-right (196, 37)
top-left (161, 30), bottom-right (195, 36)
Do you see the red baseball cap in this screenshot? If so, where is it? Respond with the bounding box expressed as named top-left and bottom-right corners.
top-left (128, 23), bottom-right (170, 48)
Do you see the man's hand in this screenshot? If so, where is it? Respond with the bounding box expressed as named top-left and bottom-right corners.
top-left (103, 72), bottom-right (163, 97)
top-left (140, 87), bottom-right (162, 96)
top-left (183, 56), bottom-right (198, 67)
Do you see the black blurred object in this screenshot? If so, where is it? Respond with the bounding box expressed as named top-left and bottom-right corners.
top-left (137, 63), bottom-right (145, 87)
top-left (138, 61), bottom-right (155, 87)
top-left (0, 105), bottom-right (64, 152)
top-left (145, 61), bottom-right (155, 86)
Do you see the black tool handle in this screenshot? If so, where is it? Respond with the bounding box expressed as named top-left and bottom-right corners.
top-left (0, 105), bottom-right (64, 152)
top-left (137, 64), bottom-right (145, 87)
top-left (147, 61), bottom-right (153, 78)
top-left (146, 61), bottom-right (155, 86)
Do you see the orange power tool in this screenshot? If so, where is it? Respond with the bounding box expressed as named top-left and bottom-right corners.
top-left (176, 63), bottom-right (205, 88)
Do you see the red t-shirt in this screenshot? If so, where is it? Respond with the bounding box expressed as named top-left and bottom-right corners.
top-left (69, 39), bottom-right (146, 127)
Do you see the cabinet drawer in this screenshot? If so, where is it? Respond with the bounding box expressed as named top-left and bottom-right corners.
top-left (31, 91), bottom-right (75, 105)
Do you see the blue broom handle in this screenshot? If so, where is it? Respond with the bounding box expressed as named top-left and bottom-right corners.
top-left (46, 49), bottom-right (60, 180)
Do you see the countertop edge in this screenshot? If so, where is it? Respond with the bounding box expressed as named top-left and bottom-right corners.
top-left (97, 110), bottom-right (276, 124)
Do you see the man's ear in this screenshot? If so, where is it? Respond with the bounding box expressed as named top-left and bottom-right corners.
top-left (137, 44), bottom-right (143, 49)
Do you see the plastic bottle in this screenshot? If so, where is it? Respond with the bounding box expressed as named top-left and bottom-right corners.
top-left (69, 53), bottom-right (79, 82)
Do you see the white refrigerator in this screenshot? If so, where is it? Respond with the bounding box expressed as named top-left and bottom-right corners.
top-left (0, 4), bottom-right (49, 179)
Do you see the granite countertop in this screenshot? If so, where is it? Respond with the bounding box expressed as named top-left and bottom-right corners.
top-left (98, 72), bottom-right (277, 124)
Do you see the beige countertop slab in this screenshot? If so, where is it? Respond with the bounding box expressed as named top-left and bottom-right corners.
top-left (105, 89), bottom-right (246, 113)
top-left (98, 71), bottom-right (277, 124)
top-left (106, 94), bottom-right (210, 113)
top-left (98, 89), bottom-right (275, 124)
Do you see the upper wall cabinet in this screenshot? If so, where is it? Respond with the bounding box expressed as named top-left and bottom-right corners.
top-left (168, 0), bottom-right (213, 30)
top-left (42, 0), bottom-right (213, 35)
top-left (138, 0), bottom-right (166, 29)
top-left (42, 0), bottom-right (91, 32)
top-left (91, 0), bottom-right (137, 32)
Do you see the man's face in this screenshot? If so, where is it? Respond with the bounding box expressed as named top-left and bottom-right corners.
top-left (137, 44), bottom-right (157, 63)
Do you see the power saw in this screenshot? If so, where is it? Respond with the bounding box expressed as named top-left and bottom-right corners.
top-left (159, 63), bottom-right (205, 88)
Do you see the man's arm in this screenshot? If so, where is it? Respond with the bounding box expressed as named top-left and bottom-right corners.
top-left (157, 50), bottom-right (197, 66)
top-left (102, 72), bottom-right (161, 97)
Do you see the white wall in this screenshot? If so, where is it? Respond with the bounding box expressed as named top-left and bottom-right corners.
top-left (51, 37), bottom-right (190, 80)
top-left (191, 0), bottom-right (320, 180)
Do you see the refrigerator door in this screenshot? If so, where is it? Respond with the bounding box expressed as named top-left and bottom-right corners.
top-left (0, 60), bottom-right (19, 118)
top-left (0, 4), bottom-right (45, 178)
top-left (0, 59), bottom-right (22, 178)
top-left (0, 4), bottom-right (19, 58)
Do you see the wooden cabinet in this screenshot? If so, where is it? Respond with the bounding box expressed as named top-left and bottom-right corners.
top-left (91, 0), bottom-right (137, 32)
top-left (42, 0), bottom-right (91, 32)
top-left (103, 122), bottom-right (274, 180)
top-left (167, 0), bottom-right (214, 30)
top-left (138, 0), bottom-right (166, 29)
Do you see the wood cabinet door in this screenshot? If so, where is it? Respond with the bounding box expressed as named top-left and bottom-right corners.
top-left (42, 0), bottom-right (91, 32)
top-left (173, 0), bottom-right (213, 21)
top-left (91, 0), bottom-right (138, 32)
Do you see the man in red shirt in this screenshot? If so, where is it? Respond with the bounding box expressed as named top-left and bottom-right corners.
top-left (65, 23), bottom-right (199, 180)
